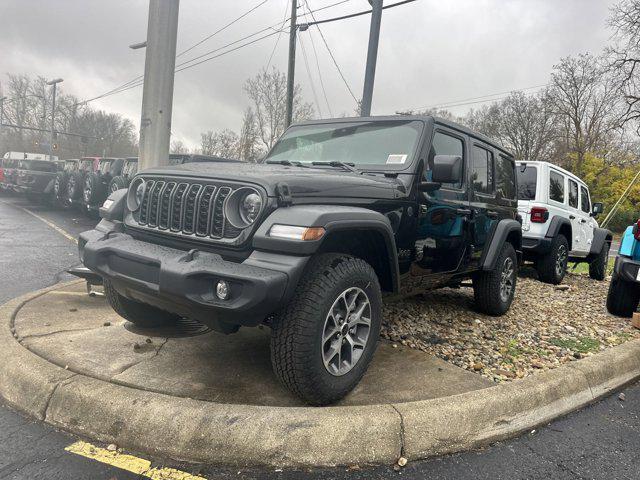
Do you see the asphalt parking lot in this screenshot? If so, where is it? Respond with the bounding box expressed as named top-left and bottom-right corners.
top-left (0, 194), bottom-right (639, 480)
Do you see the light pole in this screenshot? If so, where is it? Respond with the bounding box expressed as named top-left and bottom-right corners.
top-left (138, 0), bottom-right (179, 170)
top-left (46, 78), bottom-right (63, 160)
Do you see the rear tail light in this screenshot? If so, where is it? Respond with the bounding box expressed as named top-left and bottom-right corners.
top-left (633, 219), bottom-right (640, 241)
top-left (530, 207), bottom-right (549, 223)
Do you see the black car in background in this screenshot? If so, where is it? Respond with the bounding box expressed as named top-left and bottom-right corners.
top-left (82, 157), bottom-right (125, 213)
top-left (14, 158), bottom-right (60, 200)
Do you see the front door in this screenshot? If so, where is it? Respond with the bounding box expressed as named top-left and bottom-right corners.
top-left (412, 128), bottom-right (471, 279)
top-left (567, 177), bottom-right (589, 255)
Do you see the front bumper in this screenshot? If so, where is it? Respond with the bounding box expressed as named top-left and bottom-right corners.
top-left (80, 228), bottom-right (309, 332)
top-left (613, 255), bottom-right (640, 284)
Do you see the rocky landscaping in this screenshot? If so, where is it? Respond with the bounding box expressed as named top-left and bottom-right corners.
top-left (382, 269), bottom-right (640, 383)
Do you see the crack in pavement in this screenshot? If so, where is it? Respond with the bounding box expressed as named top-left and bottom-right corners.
top-left (389, 404), bottom-right (406, 458)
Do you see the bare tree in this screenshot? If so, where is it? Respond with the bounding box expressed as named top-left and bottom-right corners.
top-left (547, 54), bottom-right (622, 173)
top-left (237, 107), bottom-right (262, 162)
top-left (170, 139), bottom-right (188, 154)
top-left (608, 0), bottom-right (640, 131)
top-left (200, 129), bottom-right (240, 158)
top-left (244, 68), bottom-right (314, 151)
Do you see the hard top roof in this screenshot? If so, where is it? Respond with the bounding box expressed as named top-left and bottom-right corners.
top-left (291, 114), bottom-right (514, 158)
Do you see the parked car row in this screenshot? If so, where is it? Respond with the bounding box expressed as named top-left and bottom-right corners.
top-left (1, 152), bottom-right (239, 215)
top-left (77, 114), bottom-right (614, 406)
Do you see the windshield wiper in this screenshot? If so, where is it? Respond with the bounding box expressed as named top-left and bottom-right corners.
top-left (311, 161), bottom-right (360, 173)
top-left (265, 159), bottom-right (310, 168)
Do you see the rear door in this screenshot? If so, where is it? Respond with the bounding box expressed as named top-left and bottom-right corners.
top-left (468, 142), bottom-right (498, 264)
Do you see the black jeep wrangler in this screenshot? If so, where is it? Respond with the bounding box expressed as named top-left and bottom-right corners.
top-left (14, 158), bottom-right (59, 201)
top-left (80, 116), bottom-right (522, 405)
top-left (82, 157), bottom-right (125, 212)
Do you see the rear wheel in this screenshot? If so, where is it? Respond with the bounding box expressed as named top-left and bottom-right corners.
top-left (104, 279), bottom-right (180, 327)
top-left (606, 272), bottom-right (640, 317)
top-left (83, 173), bottom-right (105, 206)
top-left (536, 234), bottom-right (568, 285)
top-left (270, 254), bottom-right (382, 406)
top-left (589, 242), bottom-right (610, 280)
top-left (67, 173), bottom-right (83, 203)
top-left (473, 242), bottom-right (517, 316)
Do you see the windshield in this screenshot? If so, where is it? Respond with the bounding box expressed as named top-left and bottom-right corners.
top-left (516, 165), bottom-right (537, 200)
top-left (64, 161), bottom-right (77, 172)
top-left (124, 161), bottom-right (138, 176)
top-left (99, 161), bottom-right (113, 174)
top-left (265, 121), bottom-right (424, 168)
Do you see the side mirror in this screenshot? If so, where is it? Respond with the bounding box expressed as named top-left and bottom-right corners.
top-left (591, 202), bottom-right (604, 217)
top-left (417, 181), bottom-right (442, 193)
top-left (432, 155), bottom-right (462, 185)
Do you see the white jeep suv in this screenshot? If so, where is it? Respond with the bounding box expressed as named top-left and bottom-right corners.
top-left (516, 161), bottom-right (611, 284)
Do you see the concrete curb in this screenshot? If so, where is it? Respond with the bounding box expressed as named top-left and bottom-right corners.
top-left (1, 282), bottom-right (639, 467)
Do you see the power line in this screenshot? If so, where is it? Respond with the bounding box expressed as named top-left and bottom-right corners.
top-left (402, 83), bottom-right (550, 112)
top-left (306, 5), bottom-right (358, 105)
top-left (77, 0), bottom-right (355, 107)
top-left (297, 31), bottom-right (323, 116)
top-left (302, 3), bottom-right (333, 116)
top-left (176, 0), bottom-right (270, 58)
top-left (298, 0), bottom-right (416, 29)
top-left (265, 0), bottom-right (290, 71)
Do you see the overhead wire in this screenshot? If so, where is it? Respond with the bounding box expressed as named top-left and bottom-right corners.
top-left (265, 0), bottom-right (290, 71)
top-left (297, 31), bottom-right (323, 117)
top-left (302, 2), bottom-right (333, 116)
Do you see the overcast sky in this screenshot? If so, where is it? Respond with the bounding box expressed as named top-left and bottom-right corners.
top-left (0, 0), bottom-right (618, 148)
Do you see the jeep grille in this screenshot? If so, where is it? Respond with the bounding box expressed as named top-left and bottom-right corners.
top-left (132, 177), bottom-right (248, 239)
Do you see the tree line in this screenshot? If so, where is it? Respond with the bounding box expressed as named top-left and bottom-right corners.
top-left (0, 74), bottom-right (137, 159)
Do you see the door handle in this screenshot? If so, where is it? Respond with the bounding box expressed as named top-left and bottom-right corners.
top-left (580, 219), bottom-right (587, 224)
top-left (487, 210), bottom-right (499, 219)
top-left (569, 215), bottom-right (576, 220)
top-left (456, 208), bottom-right (473, 217)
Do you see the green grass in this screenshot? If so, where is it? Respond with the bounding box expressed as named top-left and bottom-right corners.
top-left (568, 261), bottom-right (614, 276)
top-left (550, 336), bottom-right (601, 353)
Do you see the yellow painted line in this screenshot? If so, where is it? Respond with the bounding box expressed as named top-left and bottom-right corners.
top-left (65, 441), bottom-right (207, 480)
top-left (0, 200), bottom-right (77, 244)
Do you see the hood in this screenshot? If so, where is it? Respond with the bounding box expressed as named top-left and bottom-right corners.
top-left (141, 162), bottom-right (404, 200)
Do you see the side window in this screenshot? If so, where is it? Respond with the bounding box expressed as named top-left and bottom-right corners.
top-left (568, 179), bottom-right (579, 208)
top-left (471, 145), bottom-right (494, 195)
top-left (549, 170), bottom-right (565, 203)
top-left (496, 154), bottom-right (516, 200)
top-left (428, 130), bottom-right (464, 189)
top-left (580, 186), bottom-right (591, 213)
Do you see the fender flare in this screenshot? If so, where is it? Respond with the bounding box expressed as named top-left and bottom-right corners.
top-left (480, 219), bottom-right (522, 271)
top-left (589, 227), bottom-right (613, 256)
top-left (252, 205), bottom-right (400, 292)
top-left (545, 216), bottom-right (572, 240)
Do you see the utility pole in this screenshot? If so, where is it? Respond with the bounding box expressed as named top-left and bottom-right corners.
top-left (285, 0), bottom-right (297, 127)
top-left (138, 0), bottom-right (180, 170)
top-left (46, 78), bottom-right (63, 160)
top-left (360, 0), bottom-right (383, 117)
top-left (0, 96), bottom-right (5, 155)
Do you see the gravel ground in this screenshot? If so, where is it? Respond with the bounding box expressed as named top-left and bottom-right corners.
top-left (381, 269), bottom-right (640, 382)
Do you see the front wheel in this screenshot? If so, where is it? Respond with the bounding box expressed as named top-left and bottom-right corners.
top-left (606, 272), bottom-right (640, 317)
top-left (270, 254), bottom-right (382, 406)
top-left (589, 242), bottom-right (610, 280)
top-left (104, 279), bottom-right (180, 328)
top-left (473, 242), bottom-right (517, 316)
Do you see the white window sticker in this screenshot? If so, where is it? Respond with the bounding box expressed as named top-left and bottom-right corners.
top-left (386, 154), bottom-right (407, 164)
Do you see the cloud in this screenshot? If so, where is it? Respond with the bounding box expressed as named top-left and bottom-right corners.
top-left (0, 0), bottom-right (617, 149)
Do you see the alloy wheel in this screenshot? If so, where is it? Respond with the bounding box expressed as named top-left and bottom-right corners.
top-left (499, 257), bottom-right (515, 303)
top-left (321, 287), bottom-right (371, 376)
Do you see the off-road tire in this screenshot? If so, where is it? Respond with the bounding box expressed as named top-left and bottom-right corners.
top-left (67, 172), bottom-right (83, 202)
top-left (589, 242), bottom-right (609, 281)
top-left (606, 272), bottom-right (640, 318)
top-left (109, 175), bottom-right (127, 193)
top-left (53, 172), bottom-right (67, 202)
top-left (104, 279), bottom-right (180, 327)
top-left (473, 242), bottom-right (517, 316)
top-left (536, 234), bottom-right (569, 285)
top-left (270, 254), bottom-right (382, 406)
top-left (83, 173), bottom-right (105, 206)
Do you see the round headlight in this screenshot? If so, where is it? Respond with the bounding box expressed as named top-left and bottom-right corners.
top-left (225, 187), bottom-right (263, 229)
top-left (127, 177), bottom-right (145, 212)
top-left (240, 192), bottom-right (262, 225)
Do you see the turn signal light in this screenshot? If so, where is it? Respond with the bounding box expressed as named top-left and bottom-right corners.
top-left (269, 224), bottom-right (326, 241)
top-left (530, 207), bottom-right (549, 223)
